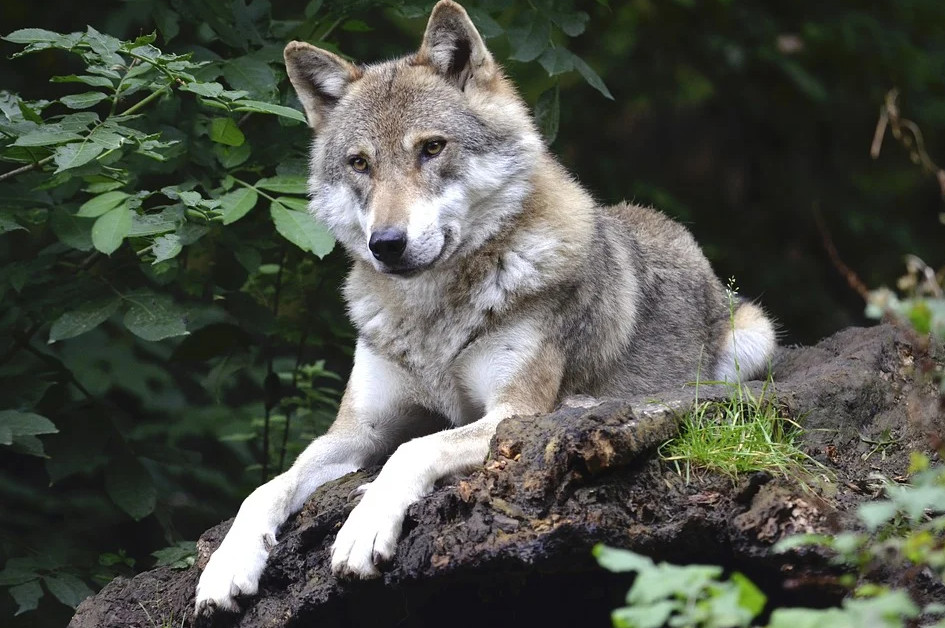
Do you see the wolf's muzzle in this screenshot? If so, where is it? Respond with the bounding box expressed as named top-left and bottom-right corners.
top-left (369, 228), bottom-right (408, 265)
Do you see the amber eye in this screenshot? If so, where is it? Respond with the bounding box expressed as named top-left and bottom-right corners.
top-left (421, 139), bottom-right (446, 158)
top-left (349, 156), bottom-right (369, 173)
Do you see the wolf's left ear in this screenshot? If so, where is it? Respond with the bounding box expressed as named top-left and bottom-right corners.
top-left (417, 0), bottom-right (495, 90)
top-left (284, 41), bottom-right (361, 130)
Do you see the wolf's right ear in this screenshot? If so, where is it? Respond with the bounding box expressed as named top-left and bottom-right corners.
top-left (417, 0), bottom-right (496, 90)
top-left (284, 41), bottom-right (361, 130)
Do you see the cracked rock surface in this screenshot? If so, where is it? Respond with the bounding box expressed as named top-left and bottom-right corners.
top-left (69, 324), bottom-right (944, 628)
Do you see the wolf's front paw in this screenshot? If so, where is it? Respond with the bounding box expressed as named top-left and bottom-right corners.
top-left (194, 528), bottom-right (273, 616)
top-left (330, 486), bottom-right (404, 579)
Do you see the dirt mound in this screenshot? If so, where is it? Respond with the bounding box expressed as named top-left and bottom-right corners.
top-left (69, 324), bottom-right (944, 628)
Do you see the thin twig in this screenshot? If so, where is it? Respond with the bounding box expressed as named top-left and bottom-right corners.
top-left (0, 156), bottom-right (53, 182)
top-left (872, 88), bottom-right (945, 200)
top-left (279, 329), bottom-right (308, 473)
top-left (812, 206), bottom-right (871, 302)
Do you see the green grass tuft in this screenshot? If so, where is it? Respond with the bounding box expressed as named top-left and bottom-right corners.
top-left (658, 380), bottom-right (812, 482)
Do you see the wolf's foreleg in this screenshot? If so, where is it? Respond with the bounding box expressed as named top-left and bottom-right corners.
top-left (195, 341), bottom-right (431, 615)
top-left (330, 342), bottom-right (564, 579)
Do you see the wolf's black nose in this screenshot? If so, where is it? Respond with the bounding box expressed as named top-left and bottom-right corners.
top-left (369, 228), bottom-right (408, 264)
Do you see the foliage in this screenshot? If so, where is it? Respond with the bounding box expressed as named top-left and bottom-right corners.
top-left (867, 255), bottom-right (945, 350)
top-left (597, 457), bottom-right (945, 627)
top-left (594, 545), bottom-right (766, 628)
top-left (775, 452), bottom-right (945, 587)
top-left (0, 0), bottom-right (609, 623)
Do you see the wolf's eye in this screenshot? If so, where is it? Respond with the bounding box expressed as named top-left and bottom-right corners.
top-left (349, 156), bottom-right (369, 173)
top-left (421, 139), bottom-right (446, 158)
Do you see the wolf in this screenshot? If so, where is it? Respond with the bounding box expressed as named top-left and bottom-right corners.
top-left (195, 0), bottom-right (776, 615)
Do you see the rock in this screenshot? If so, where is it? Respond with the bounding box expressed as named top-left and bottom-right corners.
top-left (69, 324), bottom-right (943, 628)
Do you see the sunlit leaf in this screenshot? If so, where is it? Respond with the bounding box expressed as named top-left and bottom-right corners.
top-left (271, 201), bottom-right (334, 258)
top-left (91, 206), bottom-right (131, 254)
top-left (209, 117), bottom-right (245, 147)
top-left (48, 297), bottom-right (121, 343)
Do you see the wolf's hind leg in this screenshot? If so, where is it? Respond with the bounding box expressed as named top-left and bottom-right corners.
top-left (713, 301), bottom-right (776, 382)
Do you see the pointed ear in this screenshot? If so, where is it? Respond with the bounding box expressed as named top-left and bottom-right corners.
top-left (284, 41), bottom-right (360, 130)
top-left (416, 0), bottom-right (495, 89)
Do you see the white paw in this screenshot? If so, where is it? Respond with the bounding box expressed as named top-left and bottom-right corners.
top-left (194, 528), bottom-right (274, 616)
top-left (330, 485), bottom-right (405, 579)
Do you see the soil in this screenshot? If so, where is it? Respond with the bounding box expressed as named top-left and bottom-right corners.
top-left (68, 323), bottom-right (945, 628)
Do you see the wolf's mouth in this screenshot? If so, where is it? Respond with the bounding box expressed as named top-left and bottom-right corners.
top-left (380, 228), bottom-right (456, 278)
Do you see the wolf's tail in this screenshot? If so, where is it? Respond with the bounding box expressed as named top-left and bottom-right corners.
top-left (713, 301), bottom-right (776, 383)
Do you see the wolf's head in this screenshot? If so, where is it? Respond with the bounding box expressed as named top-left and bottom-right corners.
top-left (284, 0), bottom-right (542, 277)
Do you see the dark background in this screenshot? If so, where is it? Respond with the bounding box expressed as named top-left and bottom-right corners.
top-left (0, 0), bottom-right (942, 625)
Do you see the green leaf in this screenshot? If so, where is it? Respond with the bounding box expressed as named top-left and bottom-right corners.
top-left (3, 28), bottom-right (62, 44)
top-left (593, 544), bottom-right (654, 573)
top-left (0, 558), bottom-right (40, 586)
top-left (48, 297), bottom-right (121, 343)
top-left (534, 86), bottom-right (560, 144)
top-left (537, 47), bottom-right (575, 76)
top-left (220, 187), bottom-right (258, 224)
top-left (13, 127), bottom-right (83, 147)
top-left (152, 234), bottom-right (182, 264)
top-left (214, 141), bottom-right (251, 168)
top-left (550, 10), bottom-right (590, 37)
top-left (88, 127), bottom-right (125, 149)
top-left (255, 175), bottom-right (308, 194)
top-left (611, 600), bottom-right (678, 628)
top-left (0, 411), bottom-right (58, 438)
top-left (9, 580), bottom-right (42, 615)
top-left (731, 571), bottom-right (767, 617)
top-left (209, 117), bottom-right (245, 147)
top-left (9, 435), bottom-right (46, 457)
top-left (273, 196), bottom-right (308, 211)
top-left (42, 573), bottom-right (93, 609)
top-left (51, 74), bottom-right (115, 88)
top-left (466, 8), bottom-right (504, 38)
top-left (151, 541), bottom-right (197, 569)
top-left (60, 92), bottom-right (109, 109)
top-left (508, 18), bottom-right (551, 62)
top-left (0, 214), bottom-right (26, 234)
top-left (270, 201), bottom-right (334, 258)
top-left (49, 209), bottom-right (95, 251)
top-left (628, 563), bottom-right (722, 605)
top-left (104, 454), bottom-right (156, 520)
top-left (232, 99), bottom-right (306, 123)
top-left (53, 141), bottom-right (105, 172)
top-left (181, 81), bottom-right (224, 98)
top-left (77, 191), bottom-right (129, 217)
top-left (772, 533), bottom-right (833, 553)
top-left (222, 56), bottom-right (277, 98)
top-left (122, 291), bottom-right (188, 341)
top-left (572, 54), bottom-right (614, 100)
top-left (128, 209), bottom-right (181, 237)
top-left (91, 206), bottom-right (132, 255)
top-left (858, 500), bottom-right (900, 531)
